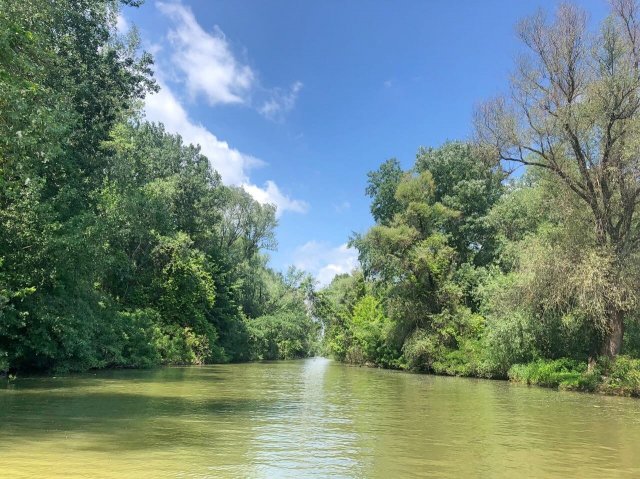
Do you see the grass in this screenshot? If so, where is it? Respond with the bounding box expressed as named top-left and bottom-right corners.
top-left (508, 356), bottom-right (640, 397)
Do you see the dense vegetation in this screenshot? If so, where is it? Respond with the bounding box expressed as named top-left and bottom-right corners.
top-left (315, 1), bottom-right (640, 396)
top-left (0, 0), bottom-right (317, 373)
top-left (3, 0), bottom-right (640, 398)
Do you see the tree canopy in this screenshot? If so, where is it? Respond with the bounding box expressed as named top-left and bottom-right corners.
top-left (0, 0), bottom-right (317, 373)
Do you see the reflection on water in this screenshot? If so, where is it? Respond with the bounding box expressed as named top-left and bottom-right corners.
top-left (1, 358), bottom-right (640, 478)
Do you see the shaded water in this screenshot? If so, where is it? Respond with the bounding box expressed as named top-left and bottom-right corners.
top-left (1, 358), bottom-right (639, 478)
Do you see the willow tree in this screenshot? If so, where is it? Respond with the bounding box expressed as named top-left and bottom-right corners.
top-left (475, 1), bottom-right (640, 358)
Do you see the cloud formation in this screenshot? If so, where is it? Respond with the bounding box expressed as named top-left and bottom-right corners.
top-left (144, 2), bottom-right (307, 215)
top-left (292, 241), bottom-right (359, 286)
top-left (145, 82), bottom-right (261, 185)
top-left (157, 1), bottom-right (254, 105)
top-left (157, 2), bottom-right (302, 120)
top-left (116, 13), bottom-right (129, 33)
top-left (145, 83), bottom-right (307, 216)
top-left (259, 81), bottom-right (304, 121)
top-left (242, 180), bottom-right (309, 218)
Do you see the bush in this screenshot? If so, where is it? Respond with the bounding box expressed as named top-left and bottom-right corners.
top-left (153, 324), bottom-right (221, 365)
top-left (478, 272), bottom-right (541, 376)
top-left (402, 329), bottom-right (439, 372)
top-left (96, 308), bottom-right (162, 369)
top-left (508, 358), bottom-right (587, 389)
top-left (0, 350), bottom-right (8, 375)
top-left (599, 356), bottom-right (640, 397)
top-left (349, 295), bottom-right (393, 365)
top-left (432, 337), bottom-right (486, 377)
top-left (508, 356), bottom-right (640, 396)
top-left (402, 310), bottom-right (486, 376)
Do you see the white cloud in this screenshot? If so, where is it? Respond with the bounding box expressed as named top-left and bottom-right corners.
top-left (242, 181), bottom-right (309, 218)
top-left (157, 1), bottom-right (254, 105)
top-left (116, 13), bottom-right (129, 33)
top-left (144, 3), bottom-right (307, 216)
top-left (145, 83), bottom-right (261, 185)
top-left (259, 81), bottom-right (303, 121)
top-left (292, 241), bottom-right (359, 287)
top-left (144, 82), bottom-right (307, 216)
top-left (157, 1), bottom-right (302, 120)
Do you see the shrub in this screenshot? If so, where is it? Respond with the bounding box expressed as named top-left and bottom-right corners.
top-left (507, 356), bottom-right (640, 396)
top-left (153, 324), bottom-right (220, 365)
top-left (402, 310), bottom-right (486, 376)
top-left (599, 356), bottom-right (640, 397)
top-left (432, 337), bottom-right (487, 377)
top-left (403, 329), bottom-right (439, 372)
top-left (508, 358), bottom-right (586, 389)
top-left (0, 350), bottom-right (8, 375)
top-left (349, 295), bottom-right (392, 364)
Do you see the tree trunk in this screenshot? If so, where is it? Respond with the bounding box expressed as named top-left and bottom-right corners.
top-left (600, 308), bottom-right (625, 358)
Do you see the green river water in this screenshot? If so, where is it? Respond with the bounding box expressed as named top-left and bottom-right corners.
top-left (1, 357), bottom-right (639, 478)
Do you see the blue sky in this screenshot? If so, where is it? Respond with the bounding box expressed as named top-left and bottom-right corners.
top-left (119, 0), bottom-right (608, 285)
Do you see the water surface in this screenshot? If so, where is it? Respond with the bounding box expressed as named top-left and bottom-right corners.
top-left (1, 358), bottom-right (639, 478)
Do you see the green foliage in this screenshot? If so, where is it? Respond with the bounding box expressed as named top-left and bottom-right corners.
top-left (475, 2), bottom-right (640, 358)
top-left (345, 143), bottom-right (499, 373)
top-left (0, 0), bottom-right (155, 372)
top-left (0, 1), bottom-right (317, 373)
top-left (365, 158), bottom-right (404, 225)
top-left (314, 272), bottom-right (366, 361)
top-left (344, 295), bottom-right (394, 365)
top-left (326, 1), bottom-right (640, 397)
top-left (507, 356), bottom-right (640, 396)
top-left (623, 318), bottom-right (640, 357)
top-left (324, 138), bottom-right (640, 397)
top-left (4, 0), bottom-right (640, 399)
top-left (415, 142), bottom-right (503, 266)
top-left (508, 359), bottom-right (586, 389)
top-left (246, 313), bottom-right (316, 361)
top-left (597, 356), bottom-right (640, 397)
top-left (153, 324), bottom-right (218, 366)
top-left (402, 309), bottom-right (485, 376)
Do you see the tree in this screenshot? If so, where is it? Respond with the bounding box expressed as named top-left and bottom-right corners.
top-left (415, 142), bottom-right (503, 266)
top-left (0, 0), bottom-right (318, 373)
top-left (313, 272), bottom-right (366, 361)
top-left (0, 0), bottom-right (155, 371)
top-left (365, 158), bottom-right (404, 225)
top-left (352, 168), bottom-right (462, 347)
top-left (474, 0), bottom-right (640, 357)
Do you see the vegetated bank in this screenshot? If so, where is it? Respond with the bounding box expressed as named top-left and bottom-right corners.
top-left (0, 0), bottom-right (318, 374)
top-left (314, 1), bottom-right (640, 398)
top-left (314, 142), bottom-right (640, 397)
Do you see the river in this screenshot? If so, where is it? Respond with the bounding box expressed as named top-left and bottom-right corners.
top-left (1, 358), bottom-right (639, 478)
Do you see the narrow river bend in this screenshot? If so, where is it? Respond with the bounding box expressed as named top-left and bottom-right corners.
top-left (1, 358), bottom-right (639, 478)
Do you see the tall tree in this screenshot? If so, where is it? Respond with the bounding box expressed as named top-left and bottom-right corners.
top-left (365, 158), bottom-right (404, 225)
top-left (415, 142), bottom-right (503, 266)
top-left (475, 0), bottom-right (640, 357)
top-left (0, 0), bottom-right (155, 370)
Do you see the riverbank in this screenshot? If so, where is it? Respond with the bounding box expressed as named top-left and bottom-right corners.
top-left (5, 353), bottom-right (640, 399)
top-left (345, 355), bottom-right (640, 398)
top-left (506, 356), bottom-right (640, 397)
